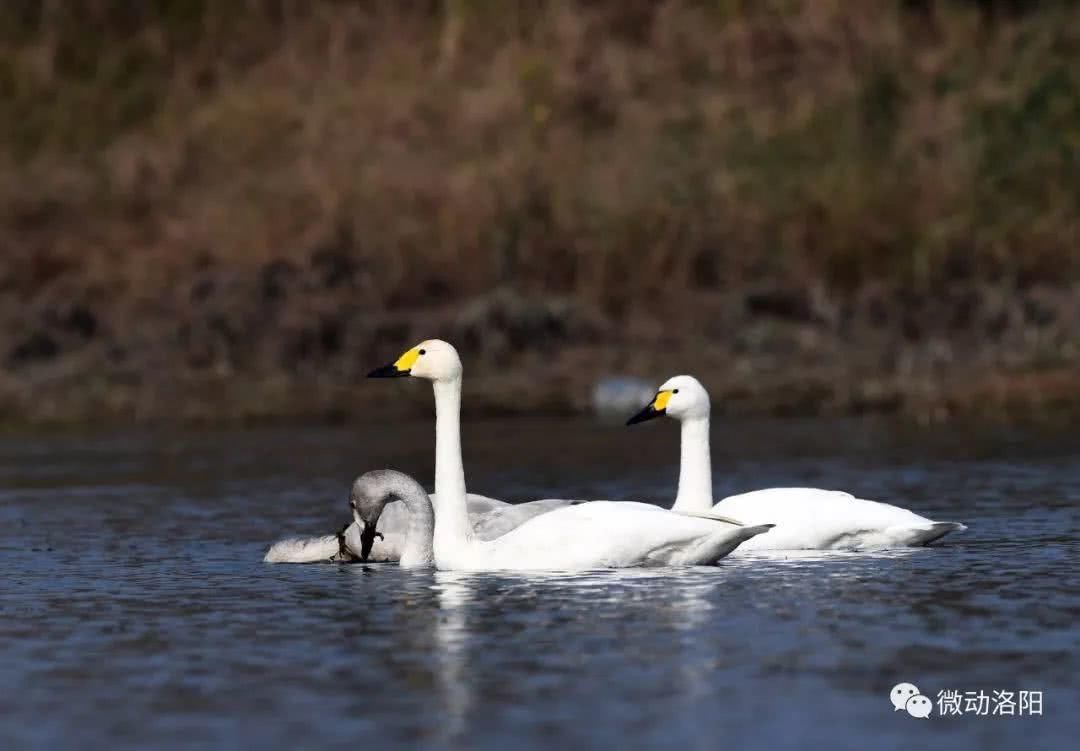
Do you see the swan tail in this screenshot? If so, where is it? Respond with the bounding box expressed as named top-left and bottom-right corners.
top-left (263, 534), bottom-right (342, 563)
top-left (666, 523), bottom-right (775, 566)
top-left (901, 521), bottom-right (967, 546)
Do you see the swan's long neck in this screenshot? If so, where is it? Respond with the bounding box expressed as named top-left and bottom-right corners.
top-left (672, 415), bottom-right (714, 513)
top-left (398, 488), bottom-right (435, 568)
top-left (432, 377), bottom-right (473, 560)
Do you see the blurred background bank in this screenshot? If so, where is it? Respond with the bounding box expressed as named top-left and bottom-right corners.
top-left (0, 0), bottom-right (1077, 425)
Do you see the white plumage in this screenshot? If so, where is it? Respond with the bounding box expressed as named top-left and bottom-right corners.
top-left (351, 470), bottom-right (773, 570)
top-left (627, 375), bottom-right (967, 551)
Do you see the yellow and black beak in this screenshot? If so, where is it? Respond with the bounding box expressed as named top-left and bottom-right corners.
top-left (626, 390), bottom-right (673, 425)
top-left (367, 347), bottom-right (420, 378)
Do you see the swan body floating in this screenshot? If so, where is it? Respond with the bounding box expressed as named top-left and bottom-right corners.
top-left (626, 375), bottom-right (967, 551)
top-left (351, 469), bottom-right (774, 570)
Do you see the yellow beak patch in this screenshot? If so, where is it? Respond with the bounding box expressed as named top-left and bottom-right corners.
top-left (393, 348), bottom-right (421, 372)
top-left (652, 390), bottom-right (673, 411)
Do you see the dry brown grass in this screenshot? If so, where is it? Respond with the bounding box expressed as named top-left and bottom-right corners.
top-left (3, 1), bottom-right (1078, 300)
top-left (0, 1), bottom-right (1078, 423)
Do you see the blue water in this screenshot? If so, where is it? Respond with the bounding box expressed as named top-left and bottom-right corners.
top-left (1, 418), bottom-right (1076, 750)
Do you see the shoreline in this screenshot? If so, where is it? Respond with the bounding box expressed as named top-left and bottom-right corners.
top-left (2, 281), bottom-right (1077, 428)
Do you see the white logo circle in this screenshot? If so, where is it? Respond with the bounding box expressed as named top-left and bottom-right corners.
top-left (906, 694), bottom-right (932, 719)
top-left (890, 683), bottom-right (921, 711)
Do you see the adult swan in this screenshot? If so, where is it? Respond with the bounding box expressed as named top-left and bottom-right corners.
top-left (626, 375), bottom-right (966, 551)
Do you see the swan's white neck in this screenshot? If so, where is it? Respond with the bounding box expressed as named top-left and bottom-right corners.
top-left (432, 377), bottom-right (473, 562)
top-left (672, 415), bottom-right (714, 513)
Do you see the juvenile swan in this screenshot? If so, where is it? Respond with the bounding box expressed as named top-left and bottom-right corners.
top-left (626, 375), bottom-right (967, 551)
top-left (263, 480), bottom-right (572, 563)
top-left (352, 469), bottom-right (774, 570)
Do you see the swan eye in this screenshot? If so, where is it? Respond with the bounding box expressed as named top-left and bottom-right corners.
top-left (673, 389), bottom-right (679, 394)
top-left (418, 349), bottom-right (426, 355)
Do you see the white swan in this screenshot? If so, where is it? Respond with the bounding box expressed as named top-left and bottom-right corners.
top-left (350, 468), bottom-right (774, 570)
top-left (626, 375), bottom-right (967, 551)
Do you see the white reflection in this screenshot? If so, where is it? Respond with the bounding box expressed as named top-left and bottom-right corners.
top-left (667, 572), bottom-right (723, 704)
top-left (432, 570), bottom-right (475, 745)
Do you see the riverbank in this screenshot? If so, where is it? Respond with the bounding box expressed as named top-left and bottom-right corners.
top-left (2, 278), bottom-right (1077, 427)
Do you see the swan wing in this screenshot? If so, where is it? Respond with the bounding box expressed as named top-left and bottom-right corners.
top-left (429, 492), bottom-right (510, 515)
top-left (472, 498), bottom-right (577, 540)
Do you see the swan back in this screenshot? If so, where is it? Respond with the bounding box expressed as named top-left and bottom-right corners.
top-left (442, 501), bottom-right (769, 570)
top-left (263, 534), bottom-right (346, 563)
top-left (714, 488), bottom-right (962, 550)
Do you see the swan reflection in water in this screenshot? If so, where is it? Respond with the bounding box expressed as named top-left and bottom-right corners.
top-left (432, 571), bottom-right (473, 746)
top-left (420, 567), bottom-right (742, 743)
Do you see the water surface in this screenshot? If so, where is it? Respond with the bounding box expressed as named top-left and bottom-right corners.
top-left (1, 417), bottom-right (1076, 750)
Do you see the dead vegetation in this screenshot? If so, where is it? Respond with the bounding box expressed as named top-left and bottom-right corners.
top-left (0, 1), bottom-right (1077, 424)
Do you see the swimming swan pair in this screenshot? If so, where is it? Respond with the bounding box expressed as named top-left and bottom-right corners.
top-left (265, 339), bottom-right (965, 568)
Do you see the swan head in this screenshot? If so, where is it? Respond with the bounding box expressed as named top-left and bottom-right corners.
top-left (367, 339), bottom-right (462, 382)
top-left (626, 375), bottom-right (710, 425)
top-left (350, 472), bottom-right (386, 527)
top-left (349, 470), bottom-right (414, 560)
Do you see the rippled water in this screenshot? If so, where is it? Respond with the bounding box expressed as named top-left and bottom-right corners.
top-left (1, 417), bottom-right (1077, 750)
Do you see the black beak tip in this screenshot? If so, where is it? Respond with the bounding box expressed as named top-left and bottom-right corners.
top-left (367, 364), bottom-right (407, 378)
top-left (626, 406), bottom-right (661, 426)
top-left (358, 522), bottom-right (379, 561)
